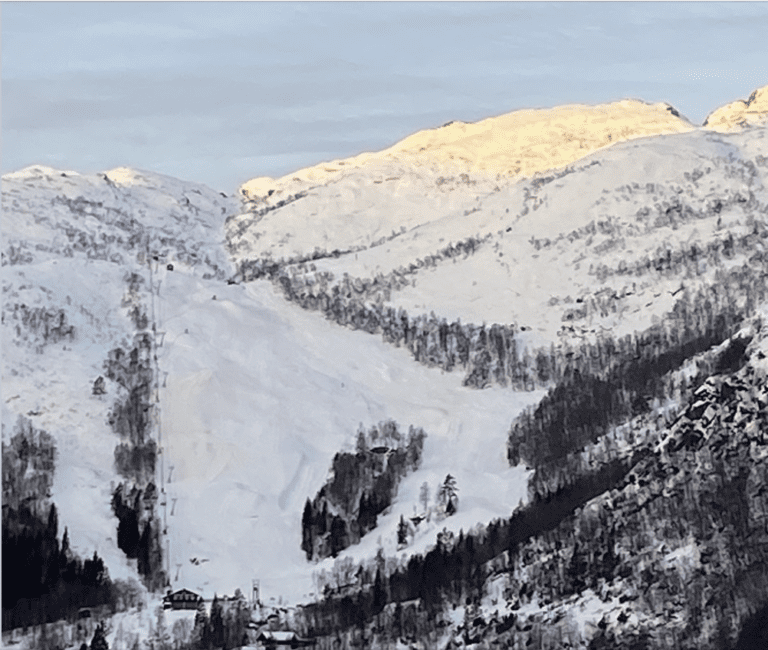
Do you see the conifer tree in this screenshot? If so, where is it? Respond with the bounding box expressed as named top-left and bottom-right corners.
top-left (397, 515), bottom-right (409, 547)
top-left (330, 516), bottom-right (347, 558)
top-left (419, 482), bottom-right (430, 514)
top-left (373, 568), bottom-right (387, 613)
top-left (301, 499), bottom-right (314, 559)
top-left (192, 606), bottom-right (211, 649)
top-left (90, 622), bottom-right (109, 650)
top-left (209, 595), bottom-right (225, 650)
top-left (438, 474), bottom-right (459, 515)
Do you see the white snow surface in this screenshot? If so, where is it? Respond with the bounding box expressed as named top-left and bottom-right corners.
top-left (4, 88), bottom-right (768, 631)
top-left (2, 166), bottom-right (540, 608)
top-left (242, 127), bottom-right (768, 349)
top-left (158, 273), bottom-right (541, 601)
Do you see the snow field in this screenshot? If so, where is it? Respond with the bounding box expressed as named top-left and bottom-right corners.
top-left (155, 270), bottom-right (542, 603)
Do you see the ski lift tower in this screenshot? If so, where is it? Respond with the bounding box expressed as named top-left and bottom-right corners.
top-left (252, 579), bottom-right (260, 610)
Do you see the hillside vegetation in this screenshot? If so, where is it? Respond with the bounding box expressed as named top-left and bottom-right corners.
top-left (2, 85), bottom-right (768, 650)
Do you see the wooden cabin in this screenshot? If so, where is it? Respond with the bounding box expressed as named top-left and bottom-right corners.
top-left (163, 588), bottom-right (203, 610)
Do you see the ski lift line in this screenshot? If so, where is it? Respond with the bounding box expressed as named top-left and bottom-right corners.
top-left (145, 241), bottom-right (170, 578)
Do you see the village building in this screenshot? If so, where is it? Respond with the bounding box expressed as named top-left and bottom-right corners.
top-left (162, 588), bottom-right (203, 610)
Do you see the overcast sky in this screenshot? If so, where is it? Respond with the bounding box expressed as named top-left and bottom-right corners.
top-left (3, 2), bottom-right (768, 192)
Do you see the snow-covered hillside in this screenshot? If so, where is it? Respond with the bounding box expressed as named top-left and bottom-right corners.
top-left (2, 165), bottom-right (235, 275)
top-left (2, 167), bottom-right (236, 586)
top-left (157, 273), bottom-right (541, 601)
top-left (229, 125), bottom-right (768, 358)
top-left (239, 98), bottom-right (693, 199)
top-left (1, 164), bottom-right (540, 607)
top-left (228, 98), bottom-right (694, 265)
top-left (4, 85), bottom-right (768, 650)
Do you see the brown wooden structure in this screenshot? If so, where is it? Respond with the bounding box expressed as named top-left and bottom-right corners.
top-left (163, 588), bottom-right (203, 610)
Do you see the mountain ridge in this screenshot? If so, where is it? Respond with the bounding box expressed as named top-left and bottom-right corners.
top-left (703, 85), bottom-right (768, 132)
top-left (239, 97), bottom-right (695, 202)
top-left (3, 84), bottom-right (768, 650)
top-left (238, 86), bottom-right (767, 207)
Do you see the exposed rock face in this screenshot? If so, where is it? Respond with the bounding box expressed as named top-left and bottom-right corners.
top-left (704, 85), bottom-right (768, 133)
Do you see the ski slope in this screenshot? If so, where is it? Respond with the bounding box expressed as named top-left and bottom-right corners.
top-left (2, 165), bottom-right (540, 608)
top-left (3, 85), bottom-right (768, 623)
top-left (157, 270), bottom-right (542, 602)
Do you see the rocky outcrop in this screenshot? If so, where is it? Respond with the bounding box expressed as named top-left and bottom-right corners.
top-left (703, 85), bottom-right (768, 132)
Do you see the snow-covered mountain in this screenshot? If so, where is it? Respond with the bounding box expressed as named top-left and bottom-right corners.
top-left (3, 86), bottom-right (768, 650)
top-left (1, 164), bottom-right (541, 602)
top-left (703, 85), bottom-right (768, 133)
top-left (229, 98), bottom-right (694, 266)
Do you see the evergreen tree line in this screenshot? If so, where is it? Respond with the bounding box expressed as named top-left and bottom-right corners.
top-left (104, 333), bottom-right (156, 483)
top-left (5, 303), bottom-right (75, 350)
top-left (296, 344), bottom-right (768, 648)
top-left (508, 262), bottom-right (766, 469)
top-left (294, 597), bottom-right (450, 650)
top-left (2, 504), bottom-right (114, 632)
top-left (273, 278), bottom-right (536, 390)
top-left (301, 422), bottom-right (426, 561)
top-left (296, 453), bottom-right (640, 638)
top-left (110, 484), bottom-right (164, 590)
top-left (103, 279), bottom-right (166, 589)
top-left (2, 421), bottom-right (115, 631)
top-left (186, 593), bottom-right (251, 650)
top-left (2, 417), bottom-right (56, 513)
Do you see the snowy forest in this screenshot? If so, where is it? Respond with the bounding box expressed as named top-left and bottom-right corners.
top-left (301, 421), bottom-right (426, 561)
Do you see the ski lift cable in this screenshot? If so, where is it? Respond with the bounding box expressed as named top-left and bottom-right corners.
top-left (146, 239), bottom-right (171, 581)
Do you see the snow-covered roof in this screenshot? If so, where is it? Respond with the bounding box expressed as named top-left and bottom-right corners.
top-left (257, 630), bottom-right (296, 641)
